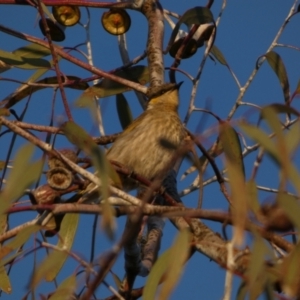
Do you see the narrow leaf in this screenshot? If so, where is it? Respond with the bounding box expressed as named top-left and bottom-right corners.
top-left (158, 229), bottom-right (190, 300)
top-left (13, 43), bottom-right (51, 58)
top-left (210, 45), bottom-right (227, 66)
top-left (0, 225), bottom-right (40, 260)
top-left (45, 214), bottom-right (79, 281)
top-left (116, 93), bottom-right (133, 129)
top-left (277, 193), bottom-right (300, 230)
top-left (0, 49), bottom-right (51, 69)
top-left (48, 275), bottom-right (76, 300)
top-left (265, 51), bottom-right (290, 103)
top-left (166, 7), bottom-right (214, 53)
top-left (0, 144), bottom-right (43, 214)
top-left (75, 65), bottom-right (149, 107)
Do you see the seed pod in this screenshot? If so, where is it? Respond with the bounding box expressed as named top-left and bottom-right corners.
top-left (101, 9), bottom-right (131, 35)
top-left (39, 18), bottom-right (65, 42)
top-left (48, 149), bottom-right (77, 170)
top-left (32, 184), bottom-right (60, 205)
top-left (47, 167), bottom-right (73, 190)
top-left (52, 6), bottom-right (81, 27)
top-left (169, 37), bottom-right (198, 59)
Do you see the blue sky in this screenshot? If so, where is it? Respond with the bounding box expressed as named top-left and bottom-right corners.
top-left (0, 1), bottom-right (300, 299)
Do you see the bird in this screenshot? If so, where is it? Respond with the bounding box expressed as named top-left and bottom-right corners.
top-left (106, 82), bottom-right (185, 191)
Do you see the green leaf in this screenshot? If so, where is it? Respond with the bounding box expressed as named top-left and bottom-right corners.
top-left (247, 234), bottom-right (268, 291)
top-left (116, 93), bottom-right (133, 130)
top-left (0, 144), bottom-right (43, 214)
top-left (210, 45), bottom-right (227, 66)
top-left (277, 193), bottom-right (300, 230)
top-left (219, 121), bottom-right (245, 177)
top-left (239, 122), bottom-right (280, 164)
top-left (45, 214), bottom-right (79, 281)
top-left (75, 65), bottom-right (149, 107)
top-left (13, 43), bottom-right (51, 58)
top-left (61, 121), bottom-right (98, 155)
top-left (0, 49), bottom-right (51, 69)
top-left (236, 281), bottom-right (248, 300)
top-left (144, 229), bottom-right (190, 300)
top-left (0, 263), bottom-right (11, 294)
top-left (158, 229), bottom-right (190, 300)
top-left (0, 225), bottom-right (40, 260)
top-left (48, 275), bottom-right (76, 300)
top-left (265, 51), bottom-right (290, 103)
top-left (246, 180), bottom-right (260, 216)
top-left (1, 56), bottom-right (62, 108)
top-left (260, 103), bottom-right (300, 118)
top-left (166, 7), bottom-right (214, 54)
top-left (279, 242), bottom-right (300, 297)
top-left (285, 120), bottom-right (300, 155)
top-left (31, 251), bottom-right (67, 288)
top-left (3, 76), bottom-right (88, 109)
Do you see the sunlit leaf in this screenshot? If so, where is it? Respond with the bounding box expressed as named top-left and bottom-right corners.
top-left (0, 212), bottom-right (11, 293)
top-left (0, 225), bottom-right (40, 260)
top-left (210, 45), bottom-right (227, 66)
top-left (61, 121), bottom-right (97, 155)
top-left (144, 229), bottom-right (190, 300)
top-left (116, 93), bottom-right (133, 130)
top-left (0, 49), bottom-right (51, 69)
top-left (277, 193), bottom-right (300, 230)
top-left (0, 261), bottom-right (11, 294)
top-left (246, 179), bottom-right (260, 216)
top-left (264, 51), bottom-right (290, 103)
top-left (239, 122), bottom-right (280, 164)
top-left (279, 242), bottom-right (300, 297)
top-left (0, 144), bottom-right (43, 214)
top-left (247, 234), bottom-right (269, 299)
top-left (13, 43), bottom-right (51, 58)
top-left (45, 213), bottom-right (79, 281)
top-left (158, 229), bottom-right (190, 300)
top-left (285, 120), bottom-right (300, 155)
top-left (48, 274), bottom-right (76, 300)
top-left (260, 103), bottom-right (300, 118)
top-left (31, 251), bottom-right (67, 288)
top-left (75, 65), bottom-right (149, 107)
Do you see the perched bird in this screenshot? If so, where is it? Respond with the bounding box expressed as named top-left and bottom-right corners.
top-left (106, 82), bottom-right (185, 190)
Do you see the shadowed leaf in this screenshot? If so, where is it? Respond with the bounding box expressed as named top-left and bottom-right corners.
top-left (116, 93), bottom-right (133, 130)
top-left (265, 51), bottom-right (290, 103)
top-left (75, 65), bottom-right (149, 107)
top-left (219, 122), bottom-right (245, 177)
top-left (166, 6), bottom-right (214, 54)
top-left (3, 76), bottom-right (88, 109)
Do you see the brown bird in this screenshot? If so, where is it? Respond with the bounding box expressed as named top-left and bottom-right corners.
top-left (106, 82), bottom-right (185, 190)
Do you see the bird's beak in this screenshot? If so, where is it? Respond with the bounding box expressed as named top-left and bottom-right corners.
top-left (175, 81), bottom-right (184, 90)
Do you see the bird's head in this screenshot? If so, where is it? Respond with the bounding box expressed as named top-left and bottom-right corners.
top-left (147, 82), bottom-right (183, 110)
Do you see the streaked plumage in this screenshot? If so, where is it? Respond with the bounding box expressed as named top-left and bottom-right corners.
top-left (107, 82), bottom-right (185, 189)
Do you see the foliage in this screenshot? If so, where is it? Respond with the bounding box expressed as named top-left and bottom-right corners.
top-left (0, 1), bottom-right (300, 299)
